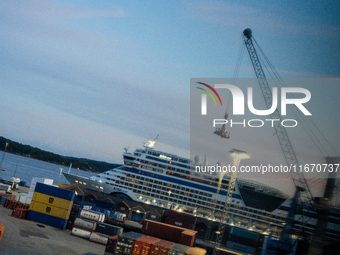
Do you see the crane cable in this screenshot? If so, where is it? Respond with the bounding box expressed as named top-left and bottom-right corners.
top-left (252, 36), bottom-right (338, 157)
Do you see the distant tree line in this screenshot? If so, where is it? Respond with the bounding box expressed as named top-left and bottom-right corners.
top-left (0, 136), bottom-right (120, 173)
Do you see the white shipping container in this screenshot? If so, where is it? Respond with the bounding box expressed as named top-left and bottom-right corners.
top-left (0, 183), bottom-right (11, 192)
top-left (89, 232), bottom-right (108, 245)
top-left (19, 194), bottom-right (28, 204)
top-left (80, 209), bottom-right (105, 222)
top-left (71, 227), bottom-right (91, 239)
top-left (74, 218), bottom-right (97, 231)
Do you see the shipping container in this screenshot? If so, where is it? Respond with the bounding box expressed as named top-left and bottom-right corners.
top-left (165, 217), bottom-right (194, 230)
top-left (229, 227), bottom-right (259, 241)
top-left (116, 232), bottom-right (145, 253)
top-left (142, 220), bottom-right (197, 245)
top-left (0, 225), bottom-right (4, 242)
top-left (152, 240), bottom-right (175, 255)
top-left (105, 235), bottom-right (119, 253)
top-left (34, 182), bottom-right (75, 201)
top-left (215, 247), bottom-right (243, 255)
top-left (96, 222), bottom-right (123, 236)
top-left (178, 230), bottom-right (197, 247)
top-left (27, 210), bottom-right (68, 229)
top-left (168, 210), bottom-right (197, 225)
top-left (132, 236), bottom-right (160, 255)
top-left (1, 195), bottom-right (8, 206)
top-left (228, 234), bottom-right (258, 247)
top-left (73, 217), bottom-right (97, 231)
top-left (11, 208), bottom-right (28, 219)
top-left (32, 192), bottom-right (73, 211)
top-left (18, 181), bottom-right (26, 187)
top-left (29, 201), bottom-right (71, 220)
top-left (80, 202), bottom-right (95, 211)
top-left (168, 243), bottom-right (190, 255)
top-left (186, 247), bottom-right (206, 255)
top-left (80, 209), bottom-right (105, 222)
top-left (226, 241), bottom-right (256, 254)
top-left (89, 232), bottom-right (109, 245)
top-left (71, 227), bottom-right (92, 239)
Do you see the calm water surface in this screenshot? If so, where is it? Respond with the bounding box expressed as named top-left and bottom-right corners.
top-left (0, 151), bottom-right (95, 185)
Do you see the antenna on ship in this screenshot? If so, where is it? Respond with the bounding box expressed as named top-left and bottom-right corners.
top-left (143, 135), bottom-right (159, 150)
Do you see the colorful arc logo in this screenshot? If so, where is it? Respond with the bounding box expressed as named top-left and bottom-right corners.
top-left (197, 82), bottom-right (222, 115)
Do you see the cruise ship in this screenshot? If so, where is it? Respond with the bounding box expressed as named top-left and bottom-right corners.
top-left (63, 137), bottom-right (340, 241)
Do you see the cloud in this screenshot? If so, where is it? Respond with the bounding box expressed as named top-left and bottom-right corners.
top-left (183, 1), bottom-right (340, 38)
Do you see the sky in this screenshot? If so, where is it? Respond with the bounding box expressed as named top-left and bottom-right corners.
top-left (1, 1), bottom-right (340, 197)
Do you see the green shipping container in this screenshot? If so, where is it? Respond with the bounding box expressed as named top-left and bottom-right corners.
top-left (230, 227), bottom-right (258, 241)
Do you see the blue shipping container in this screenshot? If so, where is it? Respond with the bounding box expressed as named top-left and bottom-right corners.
top-left (1, 195), bottom-right (9, 206)
top-left (19, 181), bottom-right (27, 187)
top-left (27, 210), bottom-right (68, 229)
top-left (80, 202), bottom-right (95, 211)
top-left (34, 182), bottom-right (75, 201)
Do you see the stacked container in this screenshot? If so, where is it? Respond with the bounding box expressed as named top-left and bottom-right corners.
top-left (72, 208), bottom-right (123, 246)
top-left (165, 210), bottom-right (197, 230)
top-left (226, 227), bottom-right (264, 254)
top-left (142, 220), bottom-right (197, 247)
top-left (26, 182), bottom-right (74, 229)
top-left (105, 232), bottom-right (207, 255)
top-left (26, 177), bottom-right (54, 205)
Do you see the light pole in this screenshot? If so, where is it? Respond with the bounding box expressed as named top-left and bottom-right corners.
top-left (0, 142), bottom-right (9, 170)
top-left (167, 190), bottom-right (172, 208)
top-left (212, 149), bottom-right (250, 255)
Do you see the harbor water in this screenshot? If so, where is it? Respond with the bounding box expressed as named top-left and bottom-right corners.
top-left (0, 151), bottom-right (95, 185)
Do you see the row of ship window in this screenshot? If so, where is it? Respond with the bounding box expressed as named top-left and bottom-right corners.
top-left (121, 174), bottom-right (212, 198)
top-left (125, 160), bottom-right (231, 190)
top-left (145, 151), bottom-right (191, 164)
top-left (126, 155), bottom-right (232, 188)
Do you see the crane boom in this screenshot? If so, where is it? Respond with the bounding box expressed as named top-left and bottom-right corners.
top-left (242, 28), bottom-right (314, 243)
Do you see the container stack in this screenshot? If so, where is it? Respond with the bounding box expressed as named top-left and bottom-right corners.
top-left (226, 227), bottom-right (264, 254)
top-left (164, 210), bottom-right (197, 230)
top-left (142, 220), bottom-right (197, 247)
top-left (26, 182), bottom-right (74, 229)
top-left (104, 231), bottom-right (206, 255)
top-left (26, 177), bottom-right (54, 205)
top-left (71, 208), bottom-right (123, 246)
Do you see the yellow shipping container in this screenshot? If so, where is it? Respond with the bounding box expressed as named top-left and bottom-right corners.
top-left (29, 201), bottom-right (71, 219)
top-left (32, 192), bottom-right (73, 211)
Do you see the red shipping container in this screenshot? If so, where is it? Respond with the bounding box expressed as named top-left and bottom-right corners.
top-left (168, 210), bottom-right (197, 225)
top-left (105, 235), bottom-right (118, 253)
top-left (11, 208), bottom-right (28, 219)
top-left (228, 234), bottom-right (258, 248)
top-left (178, 230), bottom-right (197, 247)
top-left (142, 220), bottom-right (197, 244)
top-left (165, 217), bottom-right (193, 230)
top-left (132, 236), bottom-right (160, 255)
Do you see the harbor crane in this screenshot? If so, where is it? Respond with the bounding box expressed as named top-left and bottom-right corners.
top-left (208, 28), bottom-right (334, 255)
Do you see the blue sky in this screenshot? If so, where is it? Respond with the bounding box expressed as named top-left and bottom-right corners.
top-left (0, 0), bottom-right (339, 169)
